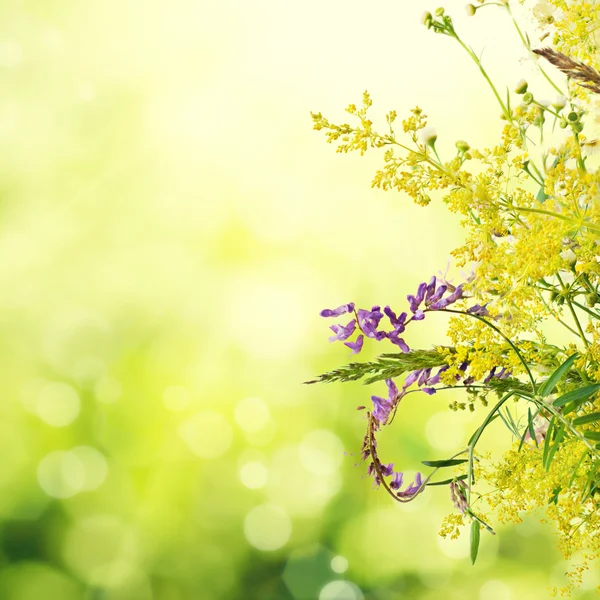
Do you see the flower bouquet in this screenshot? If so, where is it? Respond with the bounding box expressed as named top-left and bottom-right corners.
top-left (309, 1), bottom-right (600, 594)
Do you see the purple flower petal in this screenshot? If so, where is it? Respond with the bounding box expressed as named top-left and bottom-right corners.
top-left (418, 368), bottom-right (432, 386)
top-left (328, 319), bottom-right (357, 342)
top-left (483, 367), bottom-right (497, 383)
top-left (428, 284), bottom-right (447, 304)
top-left (386, 379), bottom-right (399, 398)
top-left (320, 303), bottom-right (355, 317)
top-left (422, 387), bottom-right (437, 395)
top-left (467, 303), bottom-right (489, 316)
top-left (403, 370), bottom-right (421, 388)
top-left (390, 471), bottom-right (404, 490)
top-left (425, 276), bottom-right (437, 301)
top-left (344, 334), bottom-right (364, 354)
top-left (380, 462), bottom-right (394, 477)
top-left (396, 472), bottom-right (423, 498)
top-left (388, 330), bottom-right (410, 353)
top-left (371, 394), bottom-right (392, 424)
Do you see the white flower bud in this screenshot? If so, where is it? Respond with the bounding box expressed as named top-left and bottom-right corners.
top-left (465, 3), bottom-right (476, 16)
top-left (552, 95), bottom-right (567, 110)
top-left (420, 127), bottom-right (438, 147)
top-left (515, 79), bottom-right (528, 94)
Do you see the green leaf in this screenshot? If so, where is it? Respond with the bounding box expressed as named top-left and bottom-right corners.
top-left (426, 474), bottom-right (468, 487)
top-left (540, 354), bottom-right (578, 397)
top-left (583, 431), bottom-right (600, 442)
top-left (470, 520), bottom-right (481, 565)
top-left (421, 459), bottom-right (468, 468)
top-left (553, 383), bottom-right (600, 408)
top-left (536, 186), bottom-right (549, 203)
top-left (573, 413), bottom-right (600, 426)
top-left (527, 407), bottom-right (538, 447)
top-left (543, 421), bottom-right (565, 471)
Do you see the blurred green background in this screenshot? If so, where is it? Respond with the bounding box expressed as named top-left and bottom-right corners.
top-left (0, 0), bottom-right (598, 598)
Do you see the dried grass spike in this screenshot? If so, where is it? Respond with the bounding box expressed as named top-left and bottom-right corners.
top-left (533, 47), bottom-right (600, 94)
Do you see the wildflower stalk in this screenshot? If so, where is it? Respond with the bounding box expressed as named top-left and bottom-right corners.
top-left (556, 272), bottom-right (590, 348)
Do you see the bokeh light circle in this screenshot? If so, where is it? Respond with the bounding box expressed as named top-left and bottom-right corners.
top-left (234, 397), bottom-right (270, 433)
top-left (479, 579), bottom-right (511, 600)
top-left (239, 461), bottom-right (268, 489)
top-left (178, 411), bottom-right (232, 458)
top-left (425, 412), bottom-right (464, 451)
top-left (298, 429), bottom-right (343, 476)
top-left (319, 580), bottom-right (363, 600)
top-left (330, 556), bottom-right (348, 574)
top-left (37, 451), bottom-right (86, 498)
top-left (36, 382), bottom-right (80, 427)
top-left (244, 504), bottom-right (291, 551)
top-left (94, 376), bottom-right (122, 404)
top-left (70, 446), bottom-right (108, 491)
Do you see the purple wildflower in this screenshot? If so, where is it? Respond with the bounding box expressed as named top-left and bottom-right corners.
top-left (328, 319), bottom-right (357, 342)
top-left (384, 306), bottom-right (407, 332)
top-left (427, 365), bottom-right (449, 385)
top-left (387, 329), bottom-right (410, 353)
top-left (390, 471), bottom-right (404, 490)
top-left (483, 367), bottom-right (497, 383)
top-left (358, 306), bottom-right (384, 338)
top-left (467, 303), bottom-right (489, 317)
top-left (344, 334), bottom-right (364, 354)
top-left (424, 275), bottom-right (437, 301)
top-left (380, 462), bottom-right (395, 477)
top-left (396, 473), bottom-right (423, 499)
top-left (320, 303), bottom-right (355, 318)
top-left (417, 368), bottom-right (432, 387)
top-left (371, 378), bottom-right (399, 425)
top-left (422, 387), bottom-right (436, 395)
top-left (403, 370), bottom-right (421, 388)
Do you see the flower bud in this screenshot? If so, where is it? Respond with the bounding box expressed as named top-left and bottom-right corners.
top-left (559, 118), bottom-right (568, 129)
top-left (420, 126), bottom-right (438, 147)
top-left (435, 7), bottom-right (445, 16)
top-left (560, 248), bottom-right (577, 267)
top-left (514, 79), bottom-right (528, 94)
top-left (573, 122), bottom-right (584, 133)
top-left (456, 140), bottom-right (470, 152)
top-left (585, 293), bottom-right (598, 308)
top-left (421, 11), bottom-right (433, 25)
top-left (522, 92), bottom-right (534, 105)
top-left (465, 3), bottom-right (476, 16)
top-left (567, 111), bottom-right (579, 122)
top-left (552, 95), bottom-right (567, 110)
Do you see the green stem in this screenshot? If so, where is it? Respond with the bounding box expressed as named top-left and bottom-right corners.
top-left (513, 206), bottom-right (600, 235)
top-left (556, 273), bottom-right (590, 348)
top-left (452, 35), bottom-right (512, 123)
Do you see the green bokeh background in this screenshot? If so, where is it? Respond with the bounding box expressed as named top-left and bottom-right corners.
top-left (0, 0), bottom-right (598, 598)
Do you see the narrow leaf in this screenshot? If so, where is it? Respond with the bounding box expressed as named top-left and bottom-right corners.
top-left (422, 459), bottom-right (468, 468)
top-left (540, 354), bottom-right (578, 397)
top-left (470, 521), bottom-right (481, 565)
top-left (426, 474), bottom-right (468, 487)
top-left (541, 417), bottom-right (555, 469)
top-left (553, 383), bottom-right (600, 408)
top-left (527, 407), bottom-right (538, 447)
top-left (583, 431), bottom-right (600, 442)
top-left (544, 422), bottom-right (565, 471)
top-left (573, 413), bottom-right (600, 426)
